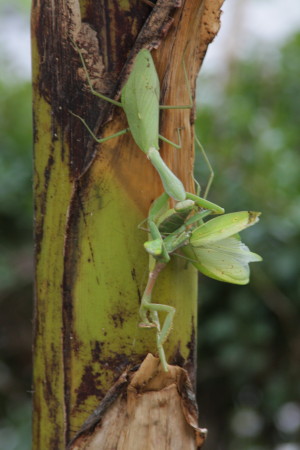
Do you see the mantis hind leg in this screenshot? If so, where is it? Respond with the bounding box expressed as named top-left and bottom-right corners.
top-left (159, 127), bottom-right (182, 149)
top-left (195, 133), bottom-right (214, 200)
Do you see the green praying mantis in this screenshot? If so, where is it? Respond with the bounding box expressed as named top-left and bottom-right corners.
top-left (71, 40), bottom-right (201, 202)
top-left (70, 39), bottom-right (262, 372)
top-left (139, 192), bottom-right (262, 371)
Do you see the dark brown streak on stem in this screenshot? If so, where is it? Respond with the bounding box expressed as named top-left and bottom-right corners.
top-left (62, 179), bottom-right (85, 442)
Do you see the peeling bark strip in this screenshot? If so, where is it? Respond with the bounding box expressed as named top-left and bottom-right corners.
top-left (32, 0), bottom-right (224, 448)
top-left (68, 355), bottom-right (207, 450)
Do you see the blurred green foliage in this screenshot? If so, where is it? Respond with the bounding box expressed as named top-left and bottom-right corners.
top-left (195, 34), bottom-right (300, 449)
top-left (0, 0), bottom-right (32, 445)
top-left (0, 78), bottom-right (32, 450)
top-left (0, 80), bottom-right (32, 290)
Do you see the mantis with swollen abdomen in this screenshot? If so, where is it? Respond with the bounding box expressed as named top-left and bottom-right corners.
top-left (71, 40), bottom-right (194, 201)
top-left (139, 192), bottom-right (262, 371)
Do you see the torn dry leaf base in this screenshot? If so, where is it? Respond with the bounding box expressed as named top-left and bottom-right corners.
top-left (68, 354), bottom-right (207, 450)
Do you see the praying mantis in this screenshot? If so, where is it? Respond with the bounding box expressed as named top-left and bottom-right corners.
top-left (71, 39), bottom-right (262, 372)
top-left (140, 193), bottom-right (262, 371)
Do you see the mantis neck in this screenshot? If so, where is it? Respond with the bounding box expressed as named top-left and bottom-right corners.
top-left (147, 147), bottom-right (186, 202)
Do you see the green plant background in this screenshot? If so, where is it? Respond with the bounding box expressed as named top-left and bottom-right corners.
top-left (0, 1), bottom-right (299, 449)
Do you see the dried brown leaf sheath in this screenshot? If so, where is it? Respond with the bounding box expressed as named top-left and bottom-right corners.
top-left (68, 354), bottom-right (207, 449)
